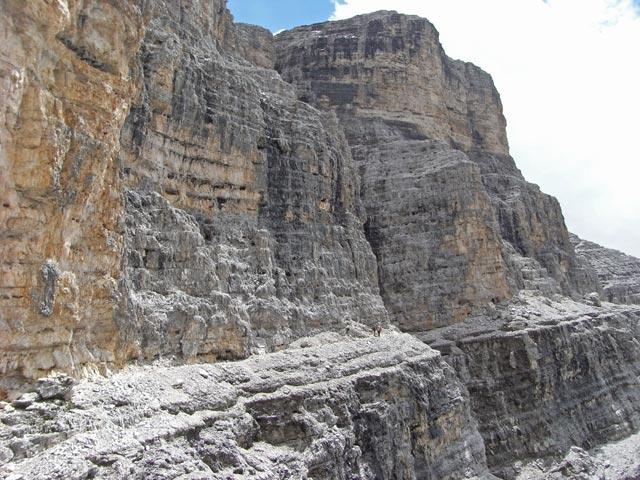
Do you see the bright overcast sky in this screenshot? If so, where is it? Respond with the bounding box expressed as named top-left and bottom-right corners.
top-left (229, 0), bottom-right (640, 258)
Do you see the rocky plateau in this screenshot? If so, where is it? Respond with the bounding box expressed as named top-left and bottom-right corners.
top-left (1, 1), bottom-right (640, 479)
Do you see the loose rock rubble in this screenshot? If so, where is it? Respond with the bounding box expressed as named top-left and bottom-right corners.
top-left (0, 334), bottom-right (495, 480)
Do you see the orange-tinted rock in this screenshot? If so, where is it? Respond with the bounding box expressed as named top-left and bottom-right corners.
top-left (0, 0), bottom-right (143, 395)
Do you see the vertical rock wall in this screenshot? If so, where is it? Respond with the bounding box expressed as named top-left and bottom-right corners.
top-left (0, 0), bottom-right (389, 391)
top-left (117, 0), bottom-right (388, 362)
top-left (274, 12), bottom-right (599, 331)
top-left (1, 2), bottom-right (640, 478)
top-left (275, 13), bottom-right (511, 330)
top-left (0, 0), bottom-right (143, 395)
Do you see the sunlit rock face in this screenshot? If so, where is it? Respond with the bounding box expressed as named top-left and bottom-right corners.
top-left (117, 0), bottom-right (388, 366)
top-left (0, 0), bottom-right (390, 395)
top-left (274, 11), bottom-right (599, 331)
top-left (0, 0), bottom-right (143, 395)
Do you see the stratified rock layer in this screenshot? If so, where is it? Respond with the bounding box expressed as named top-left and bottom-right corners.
top-left (423, 294), bottom-right (640, 478)
top-left (571, 233), bottom-right (640, 304)
top-left (274, 12), bottom-right (599, 330)
top-left (0, 334), bottom-right (496, 480)
top-left (2, 2), bottom-right (640, 479)
top-left (0, 0), bottom-right (143, 395)
top-left (275, 13), bottom-right (510, 329)
top-left (118, 0), bottom-right (388, 363)
top-left (0, 0), bottom-right (388, 392)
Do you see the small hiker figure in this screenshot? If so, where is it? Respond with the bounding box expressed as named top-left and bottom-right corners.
top-left (376, 325), bottom-right (382, 337)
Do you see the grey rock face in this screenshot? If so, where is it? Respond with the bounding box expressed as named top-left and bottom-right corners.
top-left (571, 233), bottom-right (640, 304)
top-left (422, 294), bottom-right (640, 479)
top-left (516, 431), bottom-right (640, 480)
top-left (35, 373), bottom-right (75, 401)
top-left (117, 0), bottom-right (388, 363)
top-left (357, 139), bottom-right (509, 330)
top-left (274, 11), bottom-right (600, 331)
top-left (0, 334), bottom-right (496, 480)
top-left (2, 2), bottom-right (640, 480)
top-left (233, 23), bottom-right (276, 69)
top-left (275, 13), bottom-right (512, 330)
top-left (485, 175), bottom-right (600, 299)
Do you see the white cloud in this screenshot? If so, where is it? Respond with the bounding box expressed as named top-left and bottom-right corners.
top-left (331, 0), bottom-right (640, 257)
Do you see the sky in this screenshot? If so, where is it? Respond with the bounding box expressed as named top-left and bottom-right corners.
top-left (227, 0), bottom-right (334, 32)
top-left (228, 0), bottom-right (640, 258)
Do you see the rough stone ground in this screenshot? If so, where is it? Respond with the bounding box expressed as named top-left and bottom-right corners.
top-left (515, 431), bottom-right (640, 480)
top-left (0, 333), bottom-right (494, 480)
top-left (5, 303), bottom-right (639, 480)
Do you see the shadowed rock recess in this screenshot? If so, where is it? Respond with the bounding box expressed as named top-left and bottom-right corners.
top-left (1, 1), bottom-right (639, 479)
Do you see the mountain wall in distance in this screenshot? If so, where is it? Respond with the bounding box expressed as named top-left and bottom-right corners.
top-left (275, 12), bottom-right (600, 330)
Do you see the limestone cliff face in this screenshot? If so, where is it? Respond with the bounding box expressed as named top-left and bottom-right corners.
top-left (0, 0), bottom-right (143, 395)
top-left (2, 2), bottom-right (640, 479)
top-left (274, 12), bottom-right (599, 330)
top-left (423, 294), bottom-right (640, 478)
top-left (571, 233), bottom-right (640, 304)
top-left (118, 0), bottom-right (387, 364)
top-left (0, 0), bottom-right (388, 392)
top-left (275, 12), bottom-right (510, 330)
top-left (233, 23), bottom-right (275, 69)
top-left (276, 12), bottom-right (509, 156)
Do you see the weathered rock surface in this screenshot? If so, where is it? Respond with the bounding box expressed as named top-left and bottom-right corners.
top-left (233, 23), bottom-right (276, 69)
top-left (571, 233), bottom-right (640, 304)
top-left (2, 2), bottom-right (640, 480)
top-left (422, 293), bottom-right (640, 478)
top-left (516, 431), bottom-right (640, 480)
top-left (275, 13), bottom-right (511, 329)
top-left (274, 12), bottom-right (599, 330)
top-left (0, 0), bottom-right (143, 397)
top-left (352, 136), bottom-right (509, 330)
top-left (0, 334), bottom-right (496, 480)
top-left (1, 0), bottom-right (388, 392)
top-left (34, 372), bottom-right (74, 400)
top-left (118, 0), bottom-right (388, 365)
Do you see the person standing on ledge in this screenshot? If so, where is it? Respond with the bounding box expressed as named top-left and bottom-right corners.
top-left (376, 325), bottom-right (382, 337)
